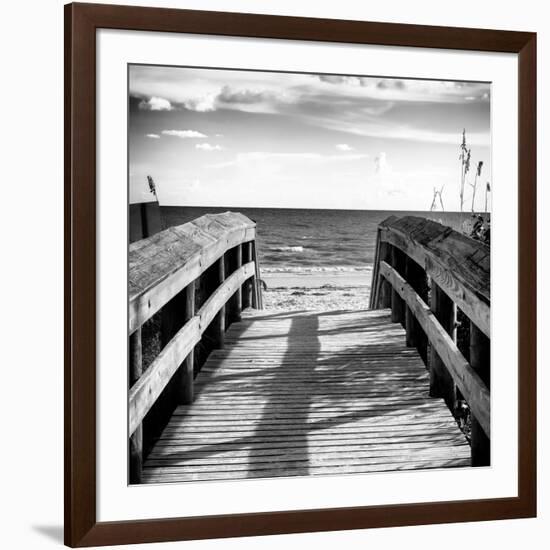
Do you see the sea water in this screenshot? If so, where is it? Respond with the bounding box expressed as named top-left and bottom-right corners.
top-left (160, 206), bottom-right (478, 273)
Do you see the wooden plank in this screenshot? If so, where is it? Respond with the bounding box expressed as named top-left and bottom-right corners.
top-left (380, 262), bottom-right (490, 436)
top-left (154, 434), bottom-right (466, 449)
top-left (162, 414), bottom-right (460, 429)
top-left (168, 406), bottom-right (456, 423)
top-left (146, 448), bottom-right (470, 471)
top-left (129, 317), bottom-right (200, 436)
top-left (159, 428), bottom-right (466, 440)
top-left (142, 458), bottom-right (470, 482)
top-left (155, 427), bottom-right (466, 441)
top-left (148, 441), bottom-right (469, 461)
top-left (151, 437), bottom-right (467, 454)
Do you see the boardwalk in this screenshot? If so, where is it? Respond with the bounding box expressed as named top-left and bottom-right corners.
top-left (142, 308), bottom-right (470, 483)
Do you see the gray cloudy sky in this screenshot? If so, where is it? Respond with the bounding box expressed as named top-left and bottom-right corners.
top-left (129, 65), bottom-right (491, 211)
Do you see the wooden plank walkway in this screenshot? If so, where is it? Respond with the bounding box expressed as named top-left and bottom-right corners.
top-left (142, 309), bottom-right (470, 483)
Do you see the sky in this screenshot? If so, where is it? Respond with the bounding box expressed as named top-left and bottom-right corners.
top-left (129, 65), bottom-right (491, 211)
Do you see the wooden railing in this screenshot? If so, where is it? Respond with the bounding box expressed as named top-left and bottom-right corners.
top-left (370, 216), bottom-right (490, 466)
top-left (128, 212), bottom-right (263, 482)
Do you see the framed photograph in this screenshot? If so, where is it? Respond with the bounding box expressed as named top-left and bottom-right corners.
top-left (65, 3), bottom-right (536, 546)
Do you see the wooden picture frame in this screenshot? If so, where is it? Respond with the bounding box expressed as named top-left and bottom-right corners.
top-left (65, 2), bottom-right (537, 546)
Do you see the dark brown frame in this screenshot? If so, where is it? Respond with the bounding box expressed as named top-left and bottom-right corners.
top-left (65, 2), bottom-right (537, 547)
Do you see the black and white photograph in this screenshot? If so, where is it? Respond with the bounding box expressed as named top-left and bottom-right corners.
top-left (128, 64), bottom-right (491, 485)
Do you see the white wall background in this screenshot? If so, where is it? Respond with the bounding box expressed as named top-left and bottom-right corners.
top-left (0, 0), bottom-right (547, 548)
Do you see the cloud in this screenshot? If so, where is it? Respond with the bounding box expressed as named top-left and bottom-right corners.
top-left (161, 130), bottom-right (207, 139)
top-left (181, 86), bottom-right (280, 112)
top-left (211, 151), bottom-right (369, 169)
top-left (374, 152), bottom-right (391, 175)
top-left (317, 115), bottom-right (491, 146)
top-left (316, 75), bottom-right (490, 104)
top-left (173, 85), bottom-right (287, 113)
top-left (318, 75), bottom-right (347, 85)
top-left (318, 75), bottom-right (367, 86)
top-left (218, 85), bottom-right (270, 104)
top-left (336, 144), bottom-right (354, 151)
top-left (130, 66), bottom-right (490, 147)
top-left (182, 93), bottom-right (217, 112)
top-left (145, 133), bottom-right (160, 139)
top-left (139, 96), bottom-right (173, 111)
top-left (377, 79), bottom-right (406, 90)
top-left (195, 143), bottom-right (223, 151)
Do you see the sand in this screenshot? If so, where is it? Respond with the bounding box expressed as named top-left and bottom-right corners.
top-left (262, 271), bottom-right (372, 311)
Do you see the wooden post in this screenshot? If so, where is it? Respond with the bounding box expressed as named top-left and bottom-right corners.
top-left (404, 258), bottom-right (418, 347)
top-left (378, 241), bottom-right (392, 309)
top-left (212, 256), bottom-right (226, 349)
top-left (470, 321), bottom-right (491, 466)
top-left (391, 247), bottom-right (405, 324)
top-left (406, 258), bottom-right (429, 363)
top-left (180, 281), bottom-right (195, 404)
top-left (251, 240), bottom-right (263, 310)
top-left (242, 242), bottom-right (253, 310)
top-left (429, 283), bottom-right (457, 410)
top-left (129, 328), bottom-right (142, 484)
top-left (227, 244), bottom-right (242, 324)
top-left (250, 241), bottom-right (260, 309)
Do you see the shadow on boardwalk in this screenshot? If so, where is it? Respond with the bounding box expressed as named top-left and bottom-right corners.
top-left (245, 313), bottom-right (319, 478)
top-left (141, 309), bottom-right (470, 482)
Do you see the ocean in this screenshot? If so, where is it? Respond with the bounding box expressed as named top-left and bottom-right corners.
top-left (160, 206), bottom-right (478, 274)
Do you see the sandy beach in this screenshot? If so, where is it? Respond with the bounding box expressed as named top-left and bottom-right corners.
top-left (261, 269), bottom-right (372, 310)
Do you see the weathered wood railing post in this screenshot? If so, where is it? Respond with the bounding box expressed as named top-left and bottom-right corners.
top-left (429, 284), bottom-right (457, 410)
top-left (251, 240), bottom-right (263, 309)
top-left (227, 244), bottom-right (243, 323)
top-left (212, 256), bottom-right (226, 349)
top-left (129, 328), bottom-right (143, 484)
top-left (242, 242), bottom-right (253, 310)
top-left (181, 282), bottom-right (195, 404)
top-left (391, 246), bottom-right (406, 325)
top-left (378, 241), bottom-right (392, 308)
top-left (470, 321), bottom-right (490, 465)
top-left (406, 259), bottom-right (429, 362)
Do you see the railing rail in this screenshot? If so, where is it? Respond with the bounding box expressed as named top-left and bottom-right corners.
top-left (371, 215), bottom-right (490, 466)
top-left (370, 216), bottom-right (490, 336)
top-left (128, 212), bottom-right (262, 482)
